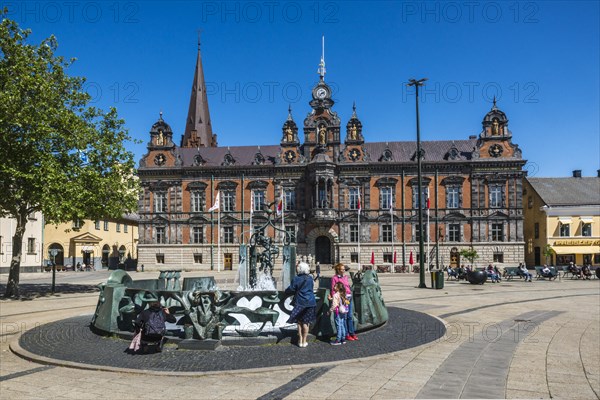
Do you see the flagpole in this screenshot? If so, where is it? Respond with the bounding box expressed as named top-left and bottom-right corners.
top-left (358, 187), bottom-right (361, 271)
top-left (217, 191), bottom-right (221, 273)
top-left (390, 191), bottom-right (395, 273)
top-left (426, 188), bottom-right (430, 272)
top-left (281, 186), bottom-right (285, 243)
top-left (250, 190), bottom-right (253, 242)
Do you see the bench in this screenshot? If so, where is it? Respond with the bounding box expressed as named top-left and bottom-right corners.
top-left (503, 267), bottom-right (522, 281)
top-left (534, 266), bottom-right (558, 280)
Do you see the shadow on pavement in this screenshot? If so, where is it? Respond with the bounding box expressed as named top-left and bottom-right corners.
top-left (0, 284), bottom-right (99, 300)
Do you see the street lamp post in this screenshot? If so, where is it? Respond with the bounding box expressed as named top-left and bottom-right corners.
top-left (49, 249), bottom-right (60, 294)
top-left (407, 78), bottom-right (428, 288)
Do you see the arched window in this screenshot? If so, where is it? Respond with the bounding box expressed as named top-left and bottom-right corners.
top-left (102, 244), bottom-right (110, 268)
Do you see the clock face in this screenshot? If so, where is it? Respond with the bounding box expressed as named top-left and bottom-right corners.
top-left (285, 150), bottom-right (296, 163)
top-left (154, 153), bottom-right (166, 166)
top-left (316, 87), bottom-right (327, 99)
top-left (349, 148), bottom-right (361, 161)
top-left (489, 144), bottom-right (504, 158)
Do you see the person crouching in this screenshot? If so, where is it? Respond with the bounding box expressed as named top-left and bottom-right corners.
top-left (134, 292), bottom-right (176, 353)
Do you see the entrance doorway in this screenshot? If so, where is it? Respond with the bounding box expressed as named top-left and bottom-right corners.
top-left (224, 253), bottom-right (233, 270)
top-left (450, 247), bottom-right (460, 268)
top-left (315, 236), bottom-right (331, 264)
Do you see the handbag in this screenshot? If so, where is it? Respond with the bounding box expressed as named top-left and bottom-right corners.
top-left (129, 331), bottom-right (142, 352)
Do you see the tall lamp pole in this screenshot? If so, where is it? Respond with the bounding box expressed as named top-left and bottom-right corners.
top-left (407, 78), bottom-right (428, 288)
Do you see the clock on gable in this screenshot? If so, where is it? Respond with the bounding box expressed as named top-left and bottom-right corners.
top-left (154, 153), bottom-right (166, 166)
top-left (349, 148), bottom-right (361, 161)
top-left (489, 144), bottom-right (503, 158)
top-left (284, 150), bottom-right (296, 163)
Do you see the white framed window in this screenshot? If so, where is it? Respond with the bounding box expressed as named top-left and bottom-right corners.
top-left (154, 192), bottom-right (167, 212)
top-left (192, 227), bottom-right (203, 244)
top-left (116, 223), bottom-right (121, 232)
top-left (380, 187), bottom-right (393, 210)
top-left (285, 225), bottom-right (296, 243)
top-left (223, 226), bottom-right (234, 243)
top-left (104, 220), bottom-right (109, 231)
top-left (491, 223), bottom-right (504, 241)
top-left (284, 189), bottom-right (295, 211)
top-left (27, 238), bottom-right (36, 254)
top-left (350, 224), bottom-right (359, 242)
top-left (382, 224), bottom-right (392, 242)
top-left (448, 223), bottom-right (461, 242)
top-left (156, 227), bottom-right (165, 244)
top-left (447, 186), bottom-right (460, 209)
top-left (222, 191), bottom-right (235, 212)
top-left (412, 186), bottom-right (428, 210)
top-left (349, 187), bottom-right (360, 210)
top-left (582, 223), bottom-right (592, 237)
top-left (489, 185), bottom-right (502, 208)
top-left (191, 191), bottom-right (203, 212)
top-left (253, 190), bottom-right (265, 212)
top-left (560, 223), bottom-right (570, 237)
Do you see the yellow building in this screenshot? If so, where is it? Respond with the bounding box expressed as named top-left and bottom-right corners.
top-left (44, 215), bottom-right (139, 270)
top-left (524, 172), bottom-right (600, 267)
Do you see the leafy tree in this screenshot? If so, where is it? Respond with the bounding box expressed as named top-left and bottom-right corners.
top-left (0, 12), bottom-right (139, 297)
top-left (459, 248), bottom-right (479, 266)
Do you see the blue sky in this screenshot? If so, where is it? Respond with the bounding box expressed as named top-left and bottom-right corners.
top-left (6, 1), bottom-right (599, 177)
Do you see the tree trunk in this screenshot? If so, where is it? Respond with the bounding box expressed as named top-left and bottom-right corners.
top-left (4, 210), bottom-right (28, 298)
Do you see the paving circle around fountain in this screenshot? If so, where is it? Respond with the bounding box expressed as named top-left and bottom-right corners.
top-left (14, 307), bottom-right (445, 375)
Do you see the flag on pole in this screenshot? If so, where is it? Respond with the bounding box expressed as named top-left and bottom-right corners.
top-left (357, 188), bottom-right (362, 214)
top-left (370, 251), bottom-right (375, 266)
top-left (250, 192), bottom-right (254, 217)
top-left (425, 190), bottom-right (430, 216)
top-left (393, 251), bottom-right (397, 264)
top-left (276, 197), bottom-right (283, 216)
top-left (208, 192), bottom-right (220, 212)
top-left (409, 251), bottom-right (414, 266)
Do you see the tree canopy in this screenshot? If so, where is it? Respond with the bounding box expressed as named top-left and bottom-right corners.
top-left (0, 11), bottom-right (140, 297)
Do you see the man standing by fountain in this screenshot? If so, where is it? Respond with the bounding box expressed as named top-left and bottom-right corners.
top-left (285, 262), bottom-right (316, 348)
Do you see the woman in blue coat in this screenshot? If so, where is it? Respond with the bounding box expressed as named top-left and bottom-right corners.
top-left (285, 262), bottom-right (316, 348)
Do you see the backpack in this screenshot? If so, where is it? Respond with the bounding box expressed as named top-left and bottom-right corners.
top-left (143, 309), bottom-right (166, 336)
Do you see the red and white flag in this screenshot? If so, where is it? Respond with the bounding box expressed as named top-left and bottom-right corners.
top-left (208, 192), bottom-right (220, 212)
top-left (357, 188), bottom-right (362, 214)
top-left (276, 197), bottom-right (283, 216)
top-left (250, 192), bottom-right (254, 217)
top-left (425, 191), bottom-right (430, 216)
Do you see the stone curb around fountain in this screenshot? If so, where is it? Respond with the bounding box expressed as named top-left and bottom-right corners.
top-left (12, 308), bottom-right (446, 376)
top-left (9, 328), bottom-right (441, 378)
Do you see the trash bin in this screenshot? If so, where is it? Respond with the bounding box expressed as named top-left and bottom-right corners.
top-left (436, 270), bottom-right (444, 289)
top-left (430, 271), bottom-right (437, 289)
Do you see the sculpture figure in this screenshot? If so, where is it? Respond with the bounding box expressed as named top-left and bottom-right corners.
top-left (318, 126), bottom-right (326, 145)
top-left (350, 124), bottom-right (358, 140)
top-left (492, 119), bottom-right (499, 135)
top-left (285, 126), bottom-right (293, 142)
top-left (156, 130), bottom-right (164, 145)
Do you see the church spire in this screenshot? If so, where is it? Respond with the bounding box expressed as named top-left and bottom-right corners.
top-left (181, 40), bottom-right (217, 148)
top-left (317, 35), bottom-right (326, 81)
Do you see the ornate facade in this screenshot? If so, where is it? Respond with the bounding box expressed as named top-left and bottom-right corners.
top-left (137, 45), bottom-right (527, 271)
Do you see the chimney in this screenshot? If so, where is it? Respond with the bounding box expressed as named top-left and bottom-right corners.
top-left (597, 169), bottom-right (600, 178)
top-left (573, 170), bottom-right (582, 178)
top-left (469, 135), bottom-right (477, 139)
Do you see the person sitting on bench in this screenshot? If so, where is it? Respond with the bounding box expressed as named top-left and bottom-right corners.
top-left (541, 265), bottom-right (557, 279)
top-left (518, 263), bottom-right (532, 282)
top-left (568, 262), bottom-right (582, 279)
top-left (447, 266), bottom-right (458, 280)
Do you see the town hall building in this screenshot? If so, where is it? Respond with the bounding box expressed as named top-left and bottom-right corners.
top-left (136, 43), bottom-right (527, 272)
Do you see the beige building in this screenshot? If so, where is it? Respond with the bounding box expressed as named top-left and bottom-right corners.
top-left (0, 212), bottom-right (44, 273)
top-left (44, 215), bottom-right (139, 270)
top-left (524, 172), bottom-right (600, 267)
